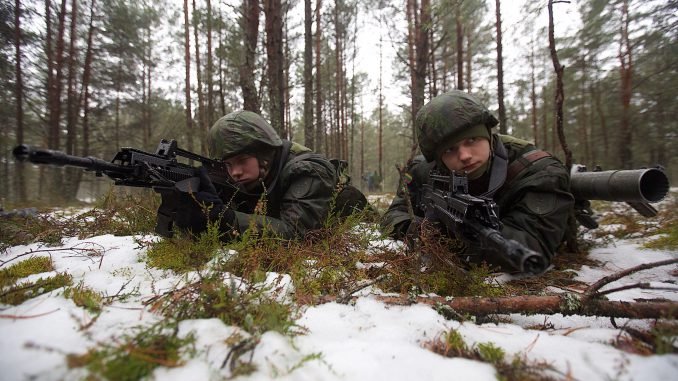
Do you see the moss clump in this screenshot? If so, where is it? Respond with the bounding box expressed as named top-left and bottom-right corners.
top-left (63, 283), bottom-right (104, 314)
top-left (68, 322), bottom-right (194, 381)
top-left (0, 273), bottom-right (72, 305)
top-left (0, 256), bottom-right (54, 287)
top-left (476, 342), bottom-right (506, 365)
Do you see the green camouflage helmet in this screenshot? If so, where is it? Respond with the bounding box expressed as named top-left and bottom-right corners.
top-left (207, 110), bottom-right (283, 159)
top-left (415, 90), bottom-right (499, 162)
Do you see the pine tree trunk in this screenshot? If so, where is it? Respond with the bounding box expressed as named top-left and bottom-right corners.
top-left (64, 0), bottom-right (80, 202)
top-left (183, 0), bottom-right (193, 153)
top-left (264, 0), bottom-right (285, 137)
top-left (314, 0), bottom-right (324, 154)
top-left (530, 38), bottom-right (538, 146)
top-left (192, 0), bottom-right (206, 152)
top-left (495, 0), bottom-right (507, 134)
top-left (411, 0), bottom-right (430, 145)
top-left (618, 0), bottom-right (633, 169)
top-left (455, 4), bottom-right (463, 91)
top-left (303, 0), bottom-right (314, 150)
top-left (79, 0), bottom-right (96, 157)
top-left (240, 0), bottom-right (261, 113)
top-left (14, 0), bottom-right (26, 202)
top-left (206, 0), bottom-right (214, 126)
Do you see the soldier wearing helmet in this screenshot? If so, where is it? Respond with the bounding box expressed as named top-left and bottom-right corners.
top-left (175, 110), bottom-right (362, 240)
top-left (382, 90), bottom-right (574, 273)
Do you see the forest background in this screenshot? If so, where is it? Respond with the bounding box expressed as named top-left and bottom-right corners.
top-left (0, 0), bottom-right (676, 205)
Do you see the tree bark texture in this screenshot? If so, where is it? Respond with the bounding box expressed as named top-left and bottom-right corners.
top-left (264, 0), bottom-right (285, 138)
top-left (374, 295), bottom-right (677, 320)
top-left (617, 0), bottom-right (633, 169)
top-left (410, 0), bottom-right (431, 145)
top-left (239, 0), bottom-right (261, 114)
top-left (14, 0), bottom-right (26, 202)
top-left (183, 0), bottom-right (193, 153)
top-left (455, 4), bottom-right (463, 91)
top-left (303, 0), bottom-right (314, 150)
top-left (206, 0), bottom-right (214, 126)
top-left (495, 0), bottom-right (507, 134)
top-left (314, 0), bottom-right (323, 154)
top-left (79, 0), bottom-right (96, 157)
top-left (192, 0), bottom-right (206, 152)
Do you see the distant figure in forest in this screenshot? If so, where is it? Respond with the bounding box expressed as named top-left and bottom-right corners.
top-left (174, 110), bottom-right (367, 241)
top-left (382, 90), bottom-right (574, 273)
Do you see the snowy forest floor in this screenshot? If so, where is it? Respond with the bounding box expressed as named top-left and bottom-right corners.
top-left (0, 190), bottom-right (677, 381)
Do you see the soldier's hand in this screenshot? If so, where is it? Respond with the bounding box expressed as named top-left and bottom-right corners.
top-left (174, 167), bottom-right (236, 235)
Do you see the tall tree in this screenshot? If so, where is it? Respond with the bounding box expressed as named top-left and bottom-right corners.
top-left (192, 0), bottom-right (206, 150)
top-left (455, 1), bottom-right (463, 90)
top-left (407, 0), bottom-right (431, 144)
top-left (206, 0), bottom-right (214, 125)
top-left (46, 0), bottom-right (68, 150)
top-left (14, 0), bottom-right (26, 202)
top-left (495, 0), bottom-right (507, 133)
top-left (79, 0), bottom-right (96, 157)
top-left (183, 0), bottom-right (193, 152)
top-left (303, 0), bottom-right (313, 149)
top-left (314, 0), bottom-right (323, 154)
top-left (616, 0), bottom-right (633, 168)
top-left (264, 0), bottom-right (285, 137)
top-left (239, 0), bottom-right (261, 113)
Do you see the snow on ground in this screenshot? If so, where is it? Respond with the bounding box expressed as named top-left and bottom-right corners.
top-left (1, 214), bottom-right (677, 380)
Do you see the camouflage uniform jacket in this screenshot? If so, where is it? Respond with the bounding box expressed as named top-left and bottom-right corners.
top-left (382, 134), bottom-right (574, 268)
top-left (220, 141), bottom-right (337, 240)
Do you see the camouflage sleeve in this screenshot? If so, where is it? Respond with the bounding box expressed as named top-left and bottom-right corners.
top-left (485, 159), bottom-right (575, 267)
top-left (230, 159), bottom-right (336, 239)
top-left (381, 157), bottom-right (428, 238)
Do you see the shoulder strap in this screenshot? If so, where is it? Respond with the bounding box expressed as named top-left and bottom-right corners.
top-left (481, 137), bottom-right (508, 198)
top-left (505, 150), bottom-right (552, 184)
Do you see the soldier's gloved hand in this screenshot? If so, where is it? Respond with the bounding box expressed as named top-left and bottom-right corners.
top-left (174, 167), bottom-right (236, 235)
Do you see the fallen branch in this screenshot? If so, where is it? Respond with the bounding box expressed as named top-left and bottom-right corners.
top-left (0, 309), bottom-right (61, 319)
top-left (320, 294), bottom-right (677, 320)
top-left (584, 258), bottom-right (678, 298)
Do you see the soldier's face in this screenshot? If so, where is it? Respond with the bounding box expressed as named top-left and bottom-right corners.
top-left (440, 137), bottom-right (491, 175)
top-left (224, 154), bottom-right (261, 185)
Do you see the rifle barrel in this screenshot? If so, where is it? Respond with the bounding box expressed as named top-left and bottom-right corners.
top-left (13, 145), bottom-right (131, 175)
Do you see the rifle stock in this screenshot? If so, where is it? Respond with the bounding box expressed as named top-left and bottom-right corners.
top-left (13, 139), bottom-right (234, 237)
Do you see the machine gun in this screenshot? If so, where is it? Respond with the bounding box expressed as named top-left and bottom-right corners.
top-left (570, 165), bottom-right (670, 228)
top-left (422, 171), bottom-right (548, 275)
top-left (13, 139), bottom-right (235, 237)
